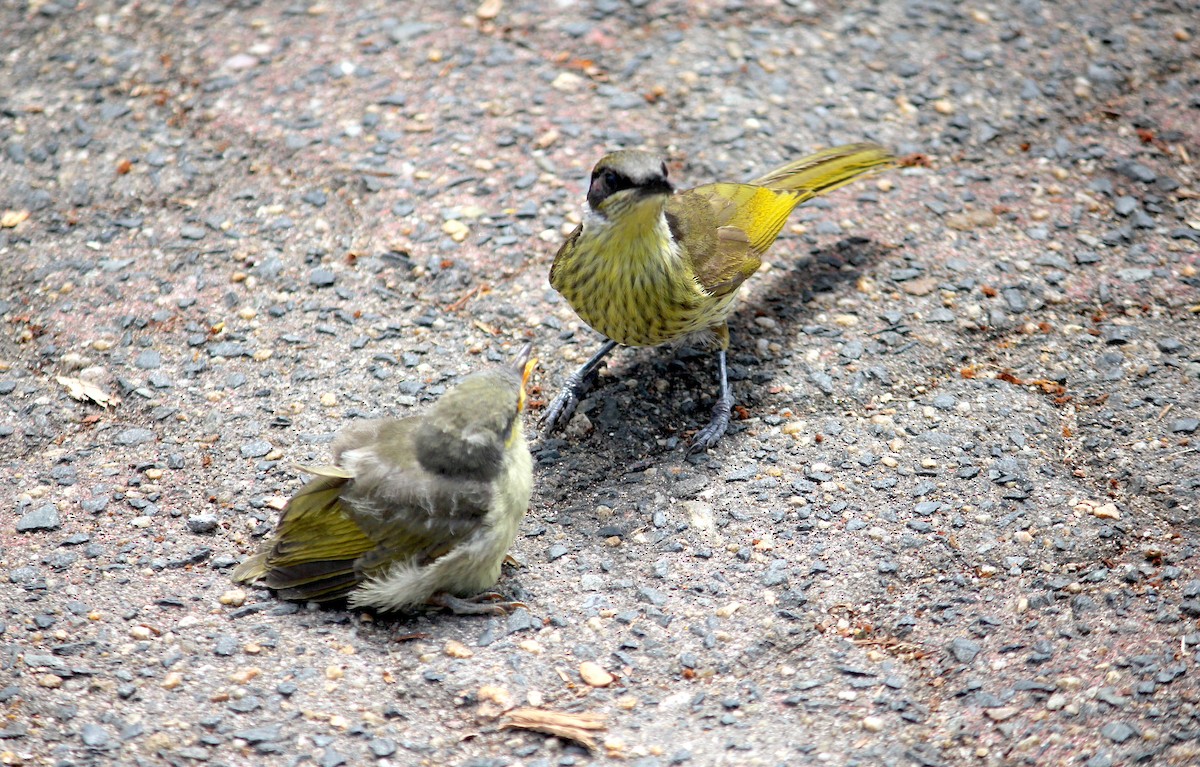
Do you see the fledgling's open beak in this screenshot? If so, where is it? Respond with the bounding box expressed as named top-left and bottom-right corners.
top-left (511, 342), bottom-right (537, 412)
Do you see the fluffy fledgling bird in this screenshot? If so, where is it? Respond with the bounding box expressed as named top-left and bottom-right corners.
top-left (232, 345), bottom-right (537, 615)
top-left (543, 144), bottom-right (894, 452)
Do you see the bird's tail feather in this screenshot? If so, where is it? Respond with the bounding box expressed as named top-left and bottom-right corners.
top-left (270, 562), bottom-right (362, 602)
top-left (750, 143), bottom-right (894, 200)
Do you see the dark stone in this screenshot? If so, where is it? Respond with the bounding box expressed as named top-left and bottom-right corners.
top-left (949, 638), bottom-right (982, 664)
top-left (17, 504), bottom-right (61, 532)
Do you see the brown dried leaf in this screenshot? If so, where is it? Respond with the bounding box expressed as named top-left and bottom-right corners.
top-left (501, 708), bottom-right (606, 751)
top-left (56, 375), bottom-right (115, 409)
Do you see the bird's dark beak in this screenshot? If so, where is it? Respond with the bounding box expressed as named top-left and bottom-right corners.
top-left (637, 177), bottom-right (674, 197)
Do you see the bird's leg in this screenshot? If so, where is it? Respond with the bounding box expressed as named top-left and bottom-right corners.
top-left (428, 591), bottom-right (527, 616)
top-left (687, 348), bottom-right (734, 454)
top-left (540, 339), bottom-right (617, 435)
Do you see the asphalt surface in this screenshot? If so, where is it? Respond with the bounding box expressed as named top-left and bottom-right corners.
top-left (2, 1), bottom-right (1199, 766)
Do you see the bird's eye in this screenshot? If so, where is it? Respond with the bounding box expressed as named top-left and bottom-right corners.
top-left (660, 162), bottom-right (668, 178)
top-left (603, 169), bottom-right (619, 188)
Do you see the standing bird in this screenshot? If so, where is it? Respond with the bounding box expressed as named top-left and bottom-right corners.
top-left (543, 143), bottom-right (894, 452)
top-left (233, 344), bottom-right (537, 615)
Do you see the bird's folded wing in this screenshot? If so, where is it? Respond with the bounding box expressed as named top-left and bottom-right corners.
top-left (294, 462), bottom-right (354, 479)
top-left (669, 189), bottom-right (766, 297)
top-left (340, 461), bottom-right (496, 567)
top-left (265, 470), bottom-right (377, 567)
top-left (686, 183), bottom-right (801, 255)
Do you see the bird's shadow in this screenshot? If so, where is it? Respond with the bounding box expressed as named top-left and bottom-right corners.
top-left (537, 235), bottom-right (892, 466)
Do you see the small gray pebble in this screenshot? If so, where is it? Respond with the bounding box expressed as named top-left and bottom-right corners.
top-left (1116, 268), bottom-right (1153, 283)
top-left (232, 724), bottom-right (283, 743)
top-left (114, 428), bottom-right (155, 446)
top-left (1099, 721), bottom-right (1135, 743)
top-left (80, 723), bottom-right (110, 748)
top-left (310, 268), bottom-right (337, 287)
top-left (240, 441), bottom-right (272, 458)
top-left (81, 497), bottom-right (109, 514)
top-left (228, 696), bottom-right (261, 713)
top-left (1001, 287), bottom-right (1026, 313)
top-left (388, 21), bottom-right (437, 42)
top-left (948, 638), bottom-right (981, 664)
top-left (208, 341), bottom-right (249, 358)
top-left (17, 504), bottom-right (61, 532)
top-left (369, 738), bottom-right (397, 757)
top-left (134, 350), bottom-right (162, 369)
top-left (637, 586), bottom-right (667, 607)
top-left (213, 635), bottom-right (238, 656)
top-left (505, 608), bottom-right (538, 634)
top-left (1101, 325), bottom-right (1136, 345)
top-left (1118, 161), bottom-right (1156, 184)
top-left (319, 748), bottom-right (346, 767)
top-left (1157, 337), bottom-right (1183, 353)
top-left (9, 566), bottom-right (39, 584)
top-left (49, 465), bottom-right (76, 486)
top-left (1170, 418), bottom-right (1199, 434)
top-left (187, 515), bottom-right (219, 534)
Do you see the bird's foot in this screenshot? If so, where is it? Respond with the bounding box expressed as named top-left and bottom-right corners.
top-left (540, 385), bottom-right (584, 436)
top-left (428, 591), bottom-right (526, 616)
top-left (540, 339), bottom-right (615, 437)
top-left (687, 398), bottom-right (733, 455)
top-left (503, 554), bottom-right (524, 569)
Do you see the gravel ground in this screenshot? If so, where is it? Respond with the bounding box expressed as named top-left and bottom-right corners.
top-left (2, 1), bottom-right (1199, 766)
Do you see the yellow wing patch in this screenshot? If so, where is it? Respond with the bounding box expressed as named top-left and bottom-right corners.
top-left (689, 183), bottom-right (802, 255)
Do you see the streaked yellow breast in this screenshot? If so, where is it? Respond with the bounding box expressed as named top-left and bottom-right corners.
top-left (551, 212), bottom-right (735, 347)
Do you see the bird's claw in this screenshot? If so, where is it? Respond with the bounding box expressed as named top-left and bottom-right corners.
top-left (541, 341), bottom-right (614, 437)
top-left (686, 421), bottom-right (728, 455)
top-left (687, 395), bottom-right (734, 455)
top-left (428, 591), bottom-right (526, 616)
top-left (540, 388), bottom-right (580, 436)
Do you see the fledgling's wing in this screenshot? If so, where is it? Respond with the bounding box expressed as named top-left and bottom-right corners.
top-left (232, 466), bottom-right (378, 601)
top-left (334, 418), bottom-right (497, 571)
top-left (235, 417), bottom-right (496, 601)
